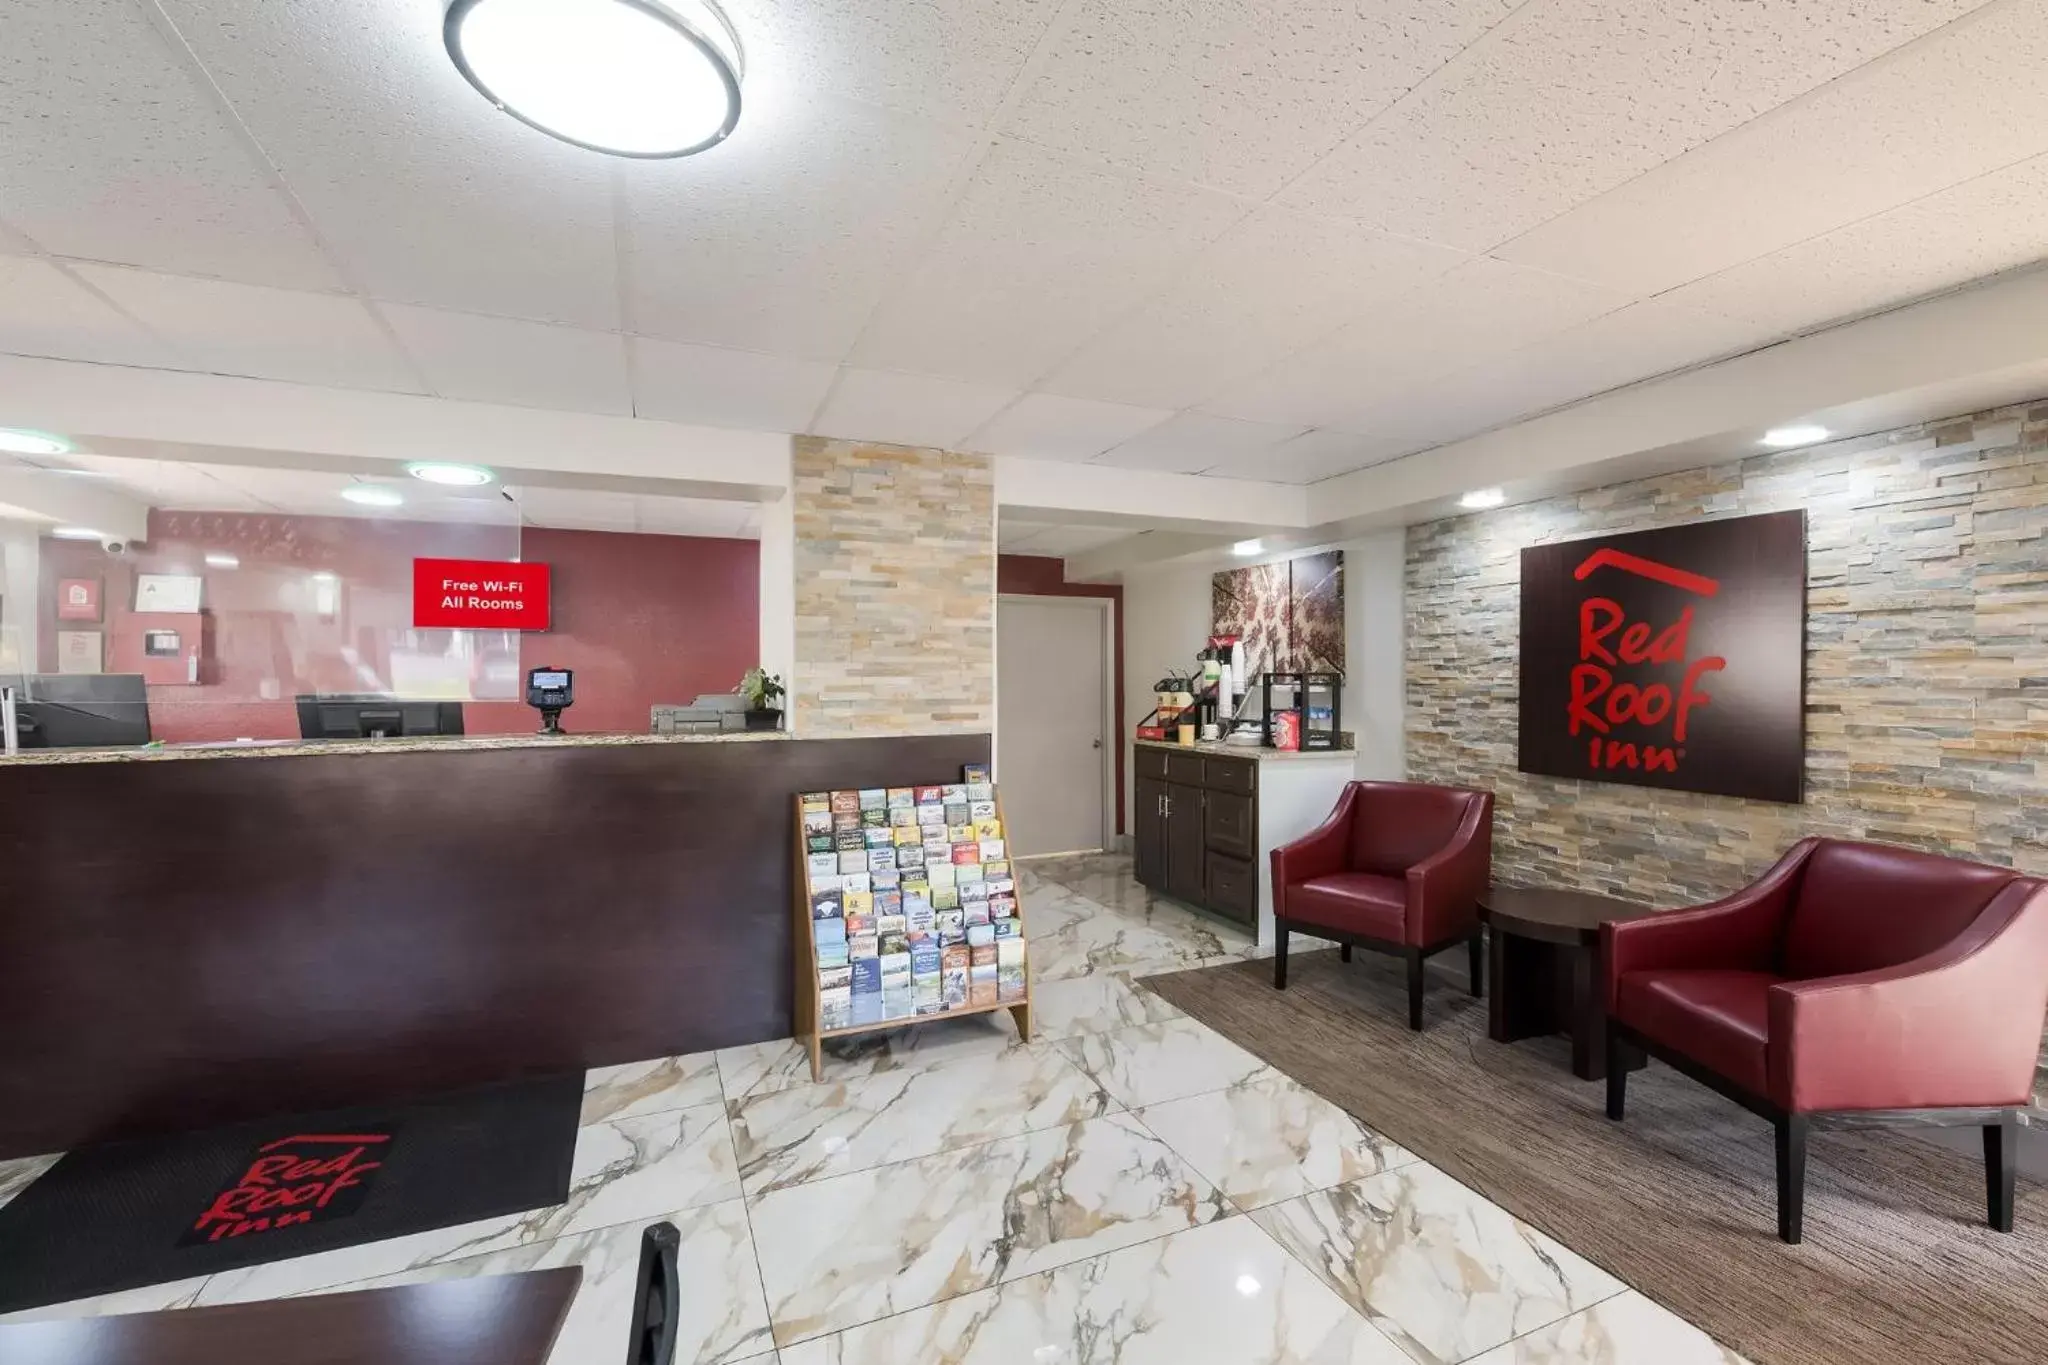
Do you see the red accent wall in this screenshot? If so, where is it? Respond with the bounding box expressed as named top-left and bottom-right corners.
top-left (37, 512), bottom-right (758, 743)
top-left (999, 554), bottom-right (1125, 835)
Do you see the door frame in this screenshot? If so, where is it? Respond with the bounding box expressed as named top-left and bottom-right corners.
top-left (996, 592), bottom-right (1116, 855)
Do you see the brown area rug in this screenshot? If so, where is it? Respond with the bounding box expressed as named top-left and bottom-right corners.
top-left (1143, 948), bottom-right (2044, 1365)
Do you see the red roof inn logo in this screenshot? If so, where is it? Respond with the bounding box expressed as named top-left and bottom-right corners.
top-left (1568, 547), bottom-right (1724, 778)
top-left (179, 1131), bottom-right (393, 1246)
top-left (1517, 512), bottom-right (1807, 805)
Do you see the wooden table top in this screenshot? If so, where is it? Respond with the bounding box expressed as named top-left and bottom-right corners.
top-left (0, 1267), bottom-right (581, 1365)
top-left (1478, 884), bottom-right (1658, 946)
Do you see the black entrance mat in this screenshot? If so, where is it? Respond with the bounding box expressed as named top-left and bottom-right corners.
top-left (0, 1074), bottom-right (582, 1314)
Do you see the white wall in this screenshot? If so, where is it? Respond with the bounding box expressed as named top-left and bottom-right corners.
top-left (756, 490), bottom-right (795, 724)
top-left (0, 519), bottom-right (41, 673)
top-left (1340, 530), bottom-right (1405, 780)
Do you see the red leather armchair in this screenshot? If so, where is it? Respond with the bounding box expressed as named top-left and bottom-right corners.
top-left (1602, 837), bottom-right (2048, 1243)
top-left (1271, 781), bottom-right (1494, 1030)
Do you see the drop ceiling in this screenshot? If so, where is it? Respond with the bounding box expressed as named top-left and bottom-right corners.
top-left (3, 1), bottom-right (2046, 486)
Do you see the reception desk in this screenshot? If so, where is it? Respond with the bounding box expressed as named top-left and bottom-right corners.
top-left (0, 729), bottom-right (990, 1158)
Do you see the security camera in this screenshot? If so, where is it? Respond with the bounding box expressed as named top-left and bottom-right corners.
top-left (98, 535), bottom-right (128, 555)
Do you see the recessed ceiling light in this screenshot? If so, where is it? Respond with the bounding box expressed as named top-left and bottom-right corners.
top-left (205, 552), bottom-right (240, 569)
top-left (405, 462), bottom-right (496, 487)
top-left (342, 485), bottom-right (406, 507)
top-left (445, 0), bottom-right (743, 159)
top-left (1232, 539), bottom-right (1264, 556)
top-left (0, 428), bottom-right (72, 456)
top-left (49, 526), bottom-right (102, 540)
top-left (1761, 424), bottom-right (1829, 449)
top-left (1459, 487), bottom-right (1505, 510)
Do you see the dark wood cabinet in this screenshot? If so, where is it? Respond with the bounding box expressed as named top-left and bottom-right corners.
top-left (1165, 783), bottom-right (1208, 903)
top-left (1134, 775), bottom-right (1168, 887)
top-left (1132, 745), bottom-right (1260, 929)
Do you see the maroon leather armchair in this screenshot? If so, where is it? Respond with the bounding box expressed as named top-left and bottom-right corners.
top-left (1603, 837), bottom-right (2048, 1243)
top-left (1271, 780), bottom-right (1494, 1030)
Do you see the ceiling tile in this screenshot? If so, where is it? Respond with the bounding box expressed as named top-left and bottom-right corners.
top-left (721, 0), bottom-right (1064, 125)
top-left (159, 0), bottom-right (622, 328)
top-left (0, 256), bottom-right (183, 369)
top-left (1280, 0), bottom-right (1984, 251)
top-left (631, 337), bottom-right (837, 431)
top-left (381, 305), bottom-right (631, 415)
top-left (1379, 295), bottom-right (1785, 447)
top-left (1001, 0), bottom-right (1518, 199)
top-left (1092, 412), bottom-right (1305, 474)
top-left (72, 265), bottom-right (422, 392)
top-left (1496, 3), bottom-right (2048, 295)
top-left (1202, 256), bottom-right (1627, 430)
top-left (1040, 204), bottom-right (1468, 409)
top-left (849, 139), bottom-right (1249, 387)
top-left (0, 0), bottom-right (342, 290)
top-left (811, 369), bottom-right (1018, 449)
top-left (965, 393), bottom-right (1172, 460)
top-left (1198, 428), bottom-right (1414, 484)
top-left (1662, 153), bottom-right (2048, 337)
top-left (624, 91), bottom-right (981, 362)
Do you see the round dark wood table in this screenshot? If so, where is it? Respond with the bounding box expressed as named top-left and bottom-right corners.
top-left (1478, 885), bottom-right (1658, 1081)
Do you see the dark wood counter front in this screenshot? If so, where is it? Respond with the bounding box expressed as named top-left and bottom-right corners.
top-left (0, 732), bottom-right (989, 1158)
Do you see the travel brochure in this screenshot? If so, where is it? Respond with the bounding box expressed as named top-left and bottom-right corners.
top-left (800, 764), bottom-right (1025, 1031)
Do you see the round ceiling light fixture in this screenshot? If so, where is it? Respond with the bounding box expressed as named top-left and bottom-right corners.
top-left (444, 0), bottom-right (743, 159)
top-left (0, 427), bottom-right (72, 456)
top-left (405, 461), bottom-right (497, 487)
top-left (1761, 424), bottom-right (1829, 449)
top-left (342, 484), bottom-right (406, 507)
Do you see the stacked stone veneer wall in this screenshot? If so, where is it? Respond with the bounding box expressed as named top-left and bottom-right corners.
top-left (791, 437), bottom-right (994, 738)
top-left (1406, 399), bottom-right (2048, 1102)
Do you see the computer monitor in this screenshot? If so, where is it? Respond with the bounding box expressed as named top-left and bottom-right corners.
top-left (294, 694), bottom-right (466, 740)
top-left (0, 673), bottom-right (152, 749)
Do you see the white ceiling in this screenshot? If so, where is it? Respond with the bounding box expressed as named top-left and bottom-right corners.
top-left (3, 452), bottom-right (762, 538)
top-left (996, 517), bottom-right (1133, 558)
top-left (3, 0), bottom-right (2047, 485)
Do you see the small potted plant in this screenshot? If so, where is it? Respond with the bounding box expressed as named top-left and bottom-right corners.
top-left (737, 667), bottom-right (785, 730)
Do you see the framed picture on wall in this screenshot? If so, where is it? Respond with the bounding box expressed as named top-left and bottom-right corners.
top-left (56, 577), bottom-right (102, 621)
top-left (135, 573), bottom-right (203, 614)
top-left (57, 630), bottom-right (103, 675)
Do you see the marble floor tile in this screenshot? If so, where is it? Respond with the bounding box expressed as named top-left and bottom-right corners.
top-left (1251, 1163), bottom-right (1625, 1365)
top-left (1026, 970), bottom-right (1186, 1040)
top-left (1029, 907), bottom-right (1251, 983)
top-left (716, 1012), bottom-right (1026, 1101)
top-left (0, 1274), bottom-right (212, 1326)
top-left (730, 1042), bottom-right (1114, 1195)
top-left (549, 1101), bottom-right (741, 1237)
top-left (195, 1213), bottom-right (536, 1306)
top-left (1054, 1016), bottom-right (1274, 1109)
top-left (582, 1051), bottom-right (723, 1125)
top-left (1138, 1071), bottom-right (1418, 1212)
top-left (329, 1198), bottom-right (773, 1365)
top-left (748, 1112), bottom-right (1229, 1347)
top-left (778, 1216), bottom-right (1410, 1365)
top-left (0, 1151), bottom-right (58, 1213)
top-left (1464, 1292), bottom-right (1750, 1365)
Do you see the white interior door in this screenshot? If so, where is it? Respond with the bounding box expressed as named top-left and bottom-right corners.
top-left (997, 596), bottom-right (1108, 857)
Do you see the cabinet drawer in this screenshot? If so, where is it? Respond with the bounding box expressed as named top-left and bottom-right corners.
top-left (1202, 756), bottom-right (1257, 795)
top-left (1205, 851), bottom-right (1257, 923)
top-left (1203, 789), bottom-right (1255, 858)
top-left (1134, 746), bottom-right (1169, 781)
top-left (1163, 751), bottom-right (1206, 786)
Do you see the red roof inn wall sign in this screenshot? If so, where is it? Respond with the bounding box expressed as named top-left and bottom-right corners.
top-left (412, 557), bottom-right (552, 631)
top-left (1517, 510), bottom-right (1807, 804)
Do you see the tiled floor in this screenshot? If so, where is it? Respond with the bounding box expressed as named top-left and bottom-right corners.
top-left (0, 854), bottom-right (1747, 1363)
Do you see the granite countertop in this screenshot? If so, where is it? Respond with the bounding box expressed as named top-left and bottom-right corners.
top-left (1133, 737), bottom-right (1354, 762)
top-left (0, 729), bottom-right (792, 767)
